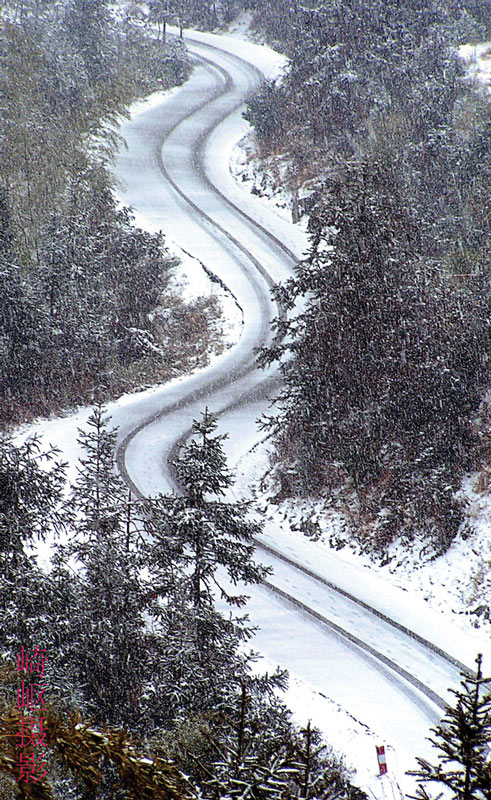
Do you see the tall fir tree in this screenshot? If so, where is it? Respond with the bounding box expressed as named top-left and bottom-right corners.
top-left (260, 157), bottom-right (487, 553)
top-left (147, 409), bottom-right (271, 723)
top-left (0, 434), bottom-right (77, 712)
top-left (0, 434), bottom-right (68, 593)
top-left (167, 677), bottom-right (367, 800)
top-left (152, 408), bottom-right (270, 613)
top-left (64, 406), bottom-right (155, 731)
top-left (71, 403), bottom-right (127, 539)
top-left (410, 654), bottom-right (491, 800)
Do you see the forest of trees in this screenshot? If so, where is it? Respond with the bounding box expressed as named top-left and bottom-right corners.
top-left (148, 0), bottom-right (244, 34)
top-left (409, 654), bottom-right (491, 800)
top-left (1, 0), bottom-right (491, 796)
top-left (0, 409), bottom-right (366, 799)
top-left (1, 411), bottom-right (489, 799)
top-left (245, 0), bottom-right (490, 554)
top-left (0, 0), bottom-right (224, 427)
top-left (0, 2), bottom-right (362, 796)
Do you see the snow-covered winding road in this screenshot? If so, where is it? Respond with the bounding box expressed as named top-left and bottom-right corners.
top-left (110, 30), bottom-right (491, 794)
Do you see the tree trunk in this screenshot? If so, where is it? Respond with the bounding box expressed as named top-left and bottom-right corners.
top-left (463, 654), bottom-right (483, 800)
top-left (302, 720), bottom-right (312, 798)
top-left (236, 681), bottom-right (248, 771)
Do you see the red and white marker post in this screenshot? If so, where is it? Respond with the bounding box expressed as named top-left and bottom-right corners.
top-left (376, 745), bottom-right (388, 776)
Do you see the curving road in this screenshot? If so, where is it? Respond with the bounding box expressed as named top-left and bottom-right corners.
top-left (111, 31), bottom-right (488, 792)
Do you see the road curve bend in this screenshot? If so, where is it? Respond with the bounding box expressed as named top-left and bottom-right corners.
top-left (111, 31), bottom-right (488, 791)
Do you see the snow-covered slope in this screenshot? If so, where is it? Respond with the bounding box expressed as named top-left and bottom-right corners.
top-left (14, 25), bottom-right (491, 799)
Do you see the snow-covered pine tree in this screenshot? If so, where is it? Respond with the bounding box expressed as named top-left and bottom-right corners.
top-left (154, 408), bottom-right (270, 612)
top-left (147, 408), bottom-right (271, 723)
top-left (0, 435), bottom-right (79, 712)
top-left (65, 406), bottom-right (156, 731)
top-left (292, 720), bottom-right (366, 800)
top-left (260, 155), bottom-right (487, 554)
top-left (71, 403), bottom-right (127, 539)
top-left (198, 671), bottom-right (293, 798)
top-left (0, 434), bottom-right (68, 595)
top-left (410, 654), bottom-right (491, 800)
top-left (63, 0), bottom-right (112, 84)
top-left (169, 674), bottom-right (368, 800)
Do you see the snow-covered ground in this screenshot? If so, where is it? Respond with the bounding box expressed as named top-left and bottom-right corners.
top-left (459, 41), bottom-right (491, 93)
top-left (224, 29), bottom-right (491, 644)
top-left (233, 436), bottom-right (491, 643)
top-left (230, 132), bottom-right (300, 226)
top-left (12, 21), bottom-right (491, 800)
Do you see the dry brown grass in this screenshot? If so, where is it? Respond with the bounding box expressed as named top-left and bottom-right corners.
top-left (0, 292), bottom-right (224, 433)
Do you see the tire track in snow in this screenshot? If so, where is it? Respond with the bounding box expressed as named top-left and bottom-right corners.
top-left (116, 51), bottom-right (291, 487)
top-left (115, 35), bottom-right (464, 726)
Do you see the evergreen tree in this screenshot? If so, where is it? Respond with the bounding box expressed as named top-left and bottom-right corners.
top-left (71, 404), bottom-right (127, 538)
top-left (153, 408), bottom-right (270, 613)
top-left (63, 0), bottom-right (111, 84)
top-left (65, 407), bottom-right (156, 731)
top-left (0, 1), bottom-right (191, 426)
top-left (147, 409), bottom-right (271, 723)
top-left (410, 655), bottom-right (491, 800)
top-left (0, 414), bottom-right (367, 800)
top-left (167, 678), bottom-right (367, 800)
top-left (0, 435), bottom-right (78, 713)
top-left (0, 435), bottom-right (68, 587)
top-left (260, 158), bottom-right (488, 552)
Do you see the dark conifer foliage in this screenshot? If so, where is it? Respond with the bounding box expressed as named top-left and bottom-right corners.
top-left (246, 0), bottom-right (490, 552)
top-left (165, 673), bottom-right (366, 800)
top-left (0, 0), bottom-right (192, 426)
top-left (0, 434), bottom-right (77, 710)
top-left (261, 158), bottom-right (488, 551)
top-left (410, 655), bottom-right (491, 800)
top-left (148, 0), bottom-right (242, 32)
top-left (64, 0), bottom-right (113, 84)
top-left (153, 409), bottom-right (270, 611)
top-left (0, 435), bottom-right (68, 581)
top-left (63, 406), bottom-right (159, 732)
top-left (0, 412), bottom-right (365, 799)
top-left (147, 409), bottom-right (271, 723)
